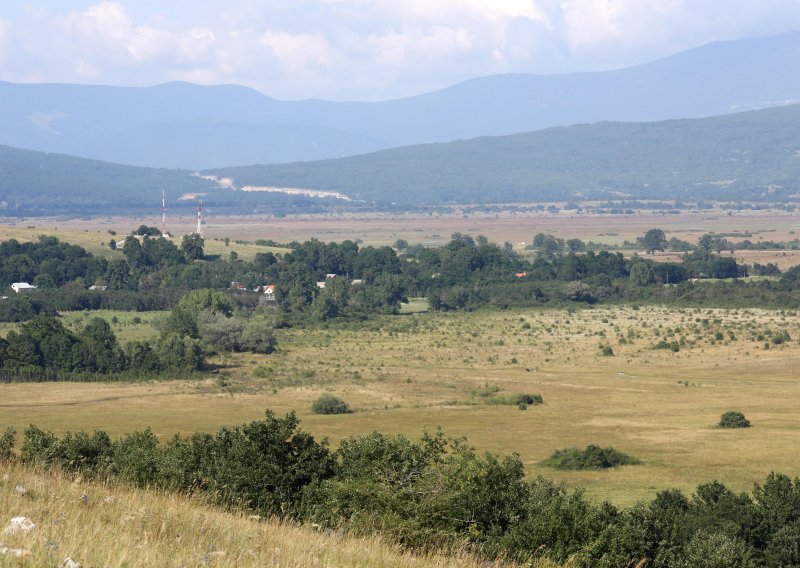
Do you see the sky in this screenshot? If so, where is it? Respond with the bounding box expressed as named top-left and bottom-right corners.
top-left (1, 1), bottom-right (799, 101)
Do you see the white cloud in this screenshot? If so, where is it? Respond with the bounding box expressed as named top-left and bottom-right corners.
top-left (1, 0), bottom-right (800, 98)
top-left (0, 18), bottom-right (12, 59)
top-left (75, 58), bottom-right (100, 80)
top-left (258, 30), bottom-right (333, 72)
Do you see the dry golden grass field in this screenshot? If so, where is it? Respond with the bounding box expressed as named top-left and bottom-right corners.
top-left (0, 461), bottom-right (535, 567)
top-left (2, 306), bottom-right (800, 507)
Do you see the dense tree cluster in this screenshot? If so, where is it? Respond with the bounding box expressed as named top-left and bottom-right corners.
top-left (0, 236), bottom-right (107, 288)
top-left (0, 314), bottom-right (203, 380)
top-left (159, 289), bottom-right (277, 355)
top-left (4, 413), bottom-right (800, 567)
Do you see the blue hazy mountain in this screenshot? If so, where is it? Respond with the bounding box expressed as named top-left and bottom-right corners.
top-left (2, 102), bottom-right (799, 215)
top-left (0, 32), bottom-right (798, 169)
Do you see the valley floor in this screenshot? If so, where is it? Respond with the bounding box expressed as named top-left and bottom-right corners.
top-left (2, 305), bottom-right (800, 506)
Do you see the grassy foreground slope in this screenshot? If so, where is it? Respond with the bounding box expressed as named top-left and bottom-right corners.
top-left (0, 462), bottom-right (535, 567)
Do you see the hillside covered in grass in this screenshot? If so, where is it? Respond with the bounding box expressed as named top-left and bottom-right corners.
top-left (0, 461), bottom-right (519, 567)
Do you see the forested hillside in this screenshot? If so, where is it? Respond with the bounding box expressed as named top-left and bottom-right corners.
top-left (0, 146), bottom-right (344, 216)
top-left (211, 104), bottom-right (800, 204)
top-left (3, 103), bottom-right (800, 216)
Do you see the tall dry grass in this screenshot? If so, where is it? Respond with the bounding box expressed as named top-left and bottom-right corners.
top-left (0, 461), bottom-right (556, 567)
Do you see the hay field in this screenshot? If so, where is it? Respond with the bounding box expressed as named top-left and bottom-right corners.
top-left (4, 206), bottom-right (797, 246)
top-left (0, 224), bottom-right (289, 261)
top-left (2, 306), bottom-right (799, 506)
top-left (6, 205), bottom-right (799, 266)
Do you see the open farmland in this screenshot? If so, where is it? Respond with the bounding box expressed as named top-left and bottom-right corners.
top-left (2, 305), bottom-right (799, 506)
top-left (5, 204), bottom-right (799, 265)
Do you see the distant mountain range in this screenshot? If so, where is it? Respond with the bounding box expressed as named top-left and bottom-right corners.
top-left (1, 103), bottom-right (799, 216)
top-left (1, 32), bottom-right (799, 169)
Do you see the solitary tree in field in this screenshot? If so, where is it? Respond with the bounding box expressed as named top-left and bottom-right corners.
top-left (642, 229), bottom-right (667, 255)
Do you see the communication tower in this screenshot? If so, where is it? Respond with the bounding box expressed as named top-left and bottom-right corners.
top-left (196, 199), bottom-right (204, 238)
top-left (161, 189), bottom-right (167, 236)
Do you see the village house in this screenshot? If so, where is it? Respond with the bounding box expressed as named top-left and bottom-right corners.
top-left (229, 281), bottom-right (248, 291)
top-left (10, 282), bottom-right (36, 293)
top-left (263, 284), bottom-right (276, 301)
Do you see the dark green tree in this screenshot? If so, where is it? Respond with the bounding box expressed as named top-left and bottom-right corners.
top-left (106, 259), bottom-right (132, 291)
top-left (642, 229), bottom-right (667, 255)
top-left (181, 233), bottom-right (205, 261)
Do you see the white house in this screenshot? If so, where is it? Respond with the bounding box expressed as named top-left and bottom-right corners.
top-left (11, 282), bottom-right (36, 293)
top-left (263, 284), bottom-right (276, 301)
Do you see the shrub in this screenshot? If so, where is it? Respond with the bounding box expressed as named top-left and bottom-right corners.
top-left (719, 411), bottom-right (751, 428)
top-left (47, 430), bottom-right (114, 474)
top-left (772, 331), bottom-right (791, 345)
top-left (312, 394), bottom-right (351, 415)
top-left (20, 424), bottom-right (57, 464)
top-left (542, 445), bottom-right (640, 470)
top-left (766, 526), bottom-right (800, 567)
top-left (675, 531), bottom-right (755, 568)
top-left (0, 427), bottom-right (16, 462)
top-left (515, 393), bottom-right (543, 406)
top-left (241, 317), bottom-right (278, 354)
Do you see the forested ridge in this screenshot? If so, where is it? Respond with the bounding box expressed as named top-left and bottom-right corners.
top-left (3, 103), bottom-right (800, 215)
top-left (210, 104), bottom-right (800, 205)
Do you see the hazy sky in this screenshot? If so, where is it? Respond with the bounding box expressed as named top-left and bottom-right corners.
top-left (1, 1), bottom-right (799, 100)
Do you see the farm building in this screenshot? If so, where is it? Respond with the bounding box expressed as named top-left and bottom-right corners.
top-left (10, 282), bottom-right (36, 293)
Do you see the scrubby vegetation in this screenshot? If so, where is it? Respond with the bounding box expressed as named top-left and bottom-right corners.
top-left (719, 411), bottom-right (752, 429)
top-left (541, 445), bottom-right (641, 470)
top-left (3, 413), bottom-right (800, 567)
top-left (0, 461), bottom-right (493, 567)
top-left (311, 394), bottom-right (351, 415)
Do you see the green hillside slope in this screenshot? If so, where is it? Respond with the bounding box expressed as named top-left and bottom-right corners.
top-left (211, 104), bottom-right (800, 204)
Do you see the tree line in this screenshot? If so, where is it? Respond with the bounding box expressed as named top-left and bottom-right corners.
top-left (4, 230), bottom-right (800, 324)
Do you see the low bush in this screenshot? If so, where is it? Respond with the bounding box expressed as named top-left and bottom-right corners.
top-left (541, 444), bottom-right (640, 470)
top-left (515, 393), bottom-right (543, 406)
top-left (312, 394), bottom-right (351, 415)
top-left (0, 427), bottom-right (15, 461)
top-left (719, 411), bottom-right (751, 428)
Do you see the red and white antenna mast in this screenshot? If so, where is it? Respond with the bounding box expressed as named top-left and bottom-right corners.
top-left (196, 199), bottom-right (204, 238)
top-left (161, 189), bottom-right (167, 236)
